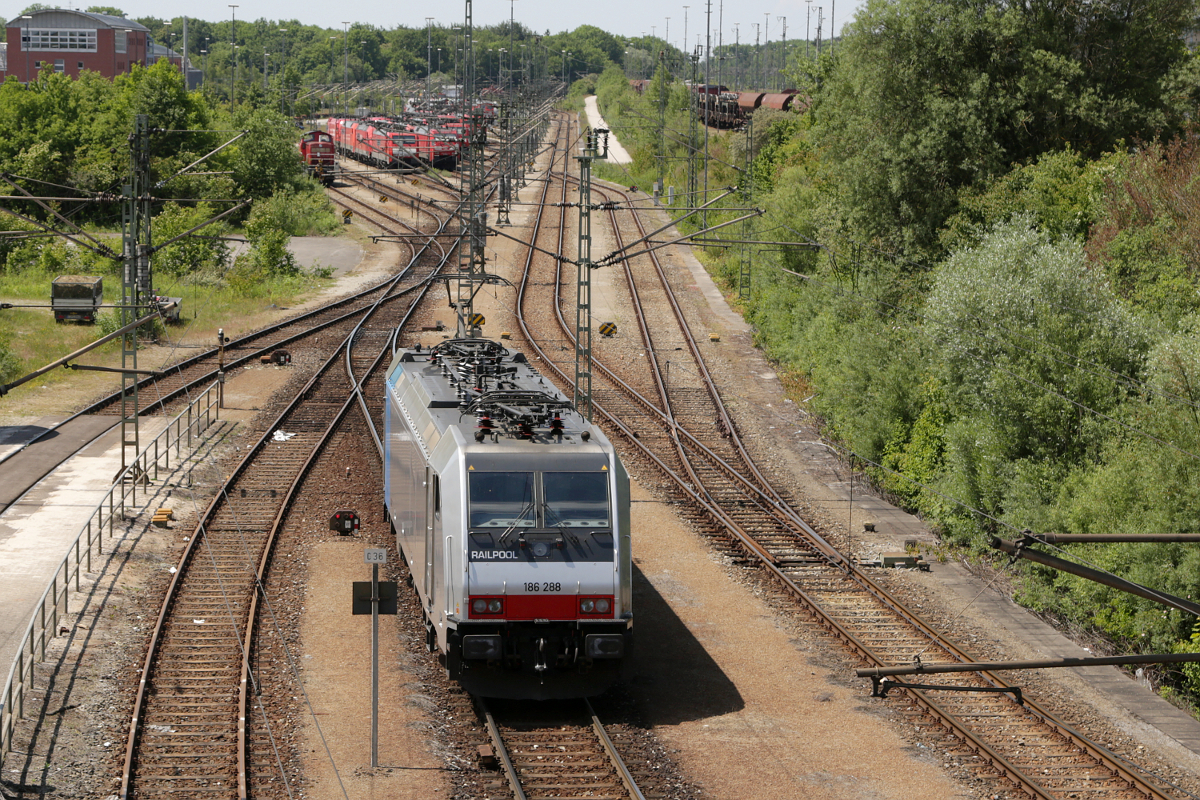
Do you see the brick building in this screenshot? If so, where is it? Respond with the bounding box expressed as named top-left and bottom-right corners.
top-left (1, 9), bottom-right (148, 82)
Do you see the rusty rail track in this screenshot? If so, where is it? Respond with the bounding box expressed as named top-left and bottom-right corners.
top-left (477, 697), bottom-right (646, 800)
top-left (117, 207), bottom-right (453, 800)
top-left (75, 181), bottom-right (449, 425)
top-left (507, 113), bottom-right (1181, 800)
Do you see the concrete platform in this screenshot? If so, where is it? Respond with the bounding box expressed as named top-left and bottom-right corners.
top-left (0, 416), bottom-right (174, 669)
top-left (0, 415), bottom-right (119, 515)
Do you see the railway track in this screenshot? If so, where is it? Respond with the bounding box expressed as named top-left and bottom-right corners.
top-left (501, 113), bottom-right (1186, 800)
top-left (68, 174), bottom-right (452, 429)
top-left (340, 116), bottom-right (668, 800)
top-left (108, 108), bottom-right (1185, 800)
top-left (117, 122), bottom-right (527, 798)
top-left (475, 697), bottom-right (646, 800)
top-left (117, 194), bottom-right (453, 799)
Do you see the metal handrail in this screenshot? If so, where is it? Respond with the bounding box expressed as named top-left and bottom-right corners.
top-left (0, 382), bottom-right (221, 761)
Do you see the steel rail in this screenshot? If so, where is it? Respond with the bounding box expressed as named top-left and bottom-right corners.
top-left (83, 165), bottom-right (460, 422)
top-left (4, 266), bottom-right (410, 463)
top-left (555, 169), bottom-right (835, 562)
top-left (585, 167), bottom-right (1176, 800)
top-left (478, 698), bottom-right (527, 800)
top-left (517, 115), bottom-right (1176, 800)
top-left (339, 144), bottom-right (505, 462)
top-left (516, 119), bottom-right (783, 572)
top-left (585, 698), bottom-right (647, 800)
top-left (118, 211), bottom-right (446, 800)
top-left (478, 695), bottom-right (644, 800)
top-left (594, 178), bottom-right (1180, 797)
top-left (339, 190), bottom-right (458, 458)
top-left (120, 283), bottom-right (435, 798)
top-left (235, 229), bottom-right (450, 797)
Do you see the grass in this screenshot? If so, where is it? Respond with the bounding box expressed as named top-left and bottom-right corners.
top-left (0, 264), bottom-right (334, 416)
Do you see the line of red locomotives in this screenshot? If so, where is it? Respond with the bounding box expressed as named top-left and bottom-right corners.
top-left (327, 116), bottom-right (464, 171)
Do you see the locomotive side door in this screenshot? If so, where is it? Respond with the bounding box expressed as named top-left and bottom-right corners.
top-left (425, 468), bottom-right (438, 612)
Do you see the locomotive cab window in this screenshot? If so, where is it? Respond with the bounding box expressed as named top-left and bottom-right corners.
top-left (468, 471), bottom-right (610, 530)
top-left (469, 472), bottom-right (535, 528)
top-left (543, 472), bottom-right (610, 528)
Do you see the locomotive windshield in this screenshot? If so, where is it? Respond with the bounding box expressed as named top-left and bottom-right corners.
top-left (469, 472), bottom-right (535, 527)
top-left (543, 472), bottom-right (610, 527)
top-left (468, 472), bottom-right (610, 529)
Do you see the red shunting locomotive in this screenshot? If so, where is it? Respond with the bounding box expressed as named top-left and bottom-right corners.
top-left (299, 130), bottom-right (336, 185)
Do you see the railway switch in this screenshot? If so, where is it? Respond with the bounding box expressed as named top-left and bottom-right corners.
top-left (330, 510), bottom-right (360, 534)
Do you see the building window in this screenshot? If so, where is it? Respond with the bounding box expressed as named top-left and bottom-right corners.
top-left (78, 61), bottom-right (84, 68)
top-left (27, 28), bottom-right (98, 52)
top-left (114, 30), bottom-right (127, 54)
top-left (53, 59), bottom-right (64, 72)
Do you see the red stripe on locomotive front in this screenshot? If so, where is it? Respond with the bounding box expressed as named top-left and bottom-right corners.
top-left (467, 595), bottom-right (615, 621)
top-left (505, 594), bottom-right (578, 620)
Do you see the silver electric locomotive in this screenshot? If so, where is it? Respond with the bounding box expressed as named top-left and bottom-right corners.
top-left (384, 338), bottom-right (632, 699)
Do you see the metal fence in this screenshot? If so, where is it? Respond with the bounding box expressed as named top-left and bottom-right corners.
top-left (0, 382), bottom-right (221, 762)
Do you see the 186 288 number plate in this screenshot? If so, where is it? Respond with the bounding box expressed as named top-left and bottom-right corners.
top-left (523, 582), bottom-right (561, 592)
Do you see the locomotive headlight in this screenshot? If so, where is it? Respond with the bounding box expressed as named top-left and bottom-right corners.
top-left (595, 598), bottom-right (611, 614)
top-left (487, 599), bottom-right (503, 613)
top-left (531, 541), bottom-right (550, 557)
top-left (580, 598), bottom-right (595, 613)
top-left (472, 599), bottom-right (488, 614)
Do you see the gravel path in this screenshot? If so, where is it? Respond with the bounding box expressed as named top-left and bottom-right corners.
top-left (584, 95), bottom-right (633, 164)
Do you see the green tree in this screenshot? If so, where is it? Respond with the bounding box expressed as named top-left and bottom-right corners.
top-left (940, 148), bottom-right (1123, 251)
top-left (152, 203), bottom-right (230, 277)
top-left (226, 109), bottom-right (302, 199)
top-left (924, 218), bottom-right (1146, 538)
top-left (815, 0), bottom-right (1197, 256)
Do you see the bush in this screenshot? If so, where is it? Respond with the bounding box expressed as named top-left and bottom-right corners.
top-left (0, 338), bottom-right (19, 385)
top-left (246, 186), bottom-right (340, 237)
top-left (97, 309), bottom-right (164, 343)
top-left (152, 202), bottom-right (230, 277)
top-left (232, 228), bottom-right (298, 283)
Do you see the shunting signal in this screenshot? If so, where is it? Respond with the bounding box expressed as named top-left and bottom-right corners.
top-left (329, 510), bottom-right (360, 534)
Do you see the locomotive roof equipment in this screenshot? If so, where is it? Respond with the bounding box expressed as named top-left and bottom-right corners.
top-left (384, 337), bottom-right (632, 699)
